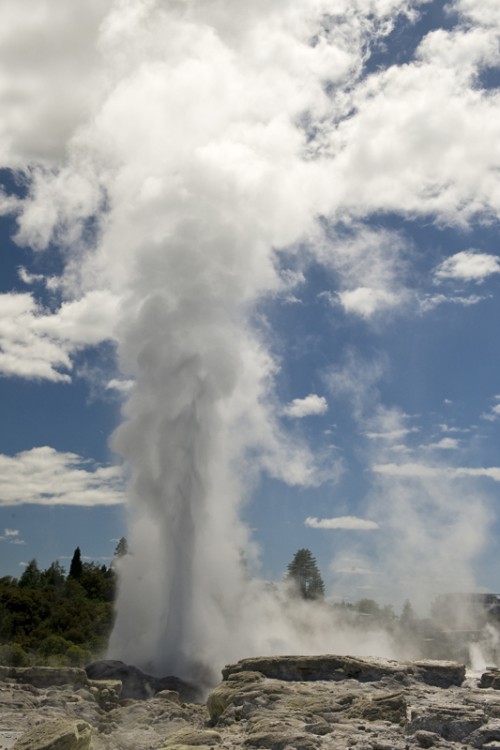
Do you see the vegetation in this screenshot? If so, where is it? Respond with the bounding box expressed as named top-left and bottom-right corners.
top-left (286, 548), bottom-right (325, 600)
top-left (2, 541), bottom-right (497, 669)
top-left (0, 546), bottom-right (121, 668)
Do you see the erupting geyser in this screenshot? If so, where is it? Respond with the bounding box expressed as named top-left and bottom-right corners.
top-left (3, 0), bottom-right (499, 683)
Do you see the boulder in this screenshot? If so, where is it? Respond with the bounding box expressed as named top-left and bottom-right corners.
top-left (407, 704), bottom-right (486, 742)
top-left (346, 690), bottom-right (407, 723)
top-left (84, 660), bottom-right (202, 702)
top-left (13, 720), bottom-right (92, 750)
top-left (221, 655), bottom-right (407, 682)
top-left (88, 679), bottom-right (122, 710)
top-left (221, 654), bottom-right (465, 687)
top-left (480, 668), bottom-right (500, 690)
top-left (468, 720), bottom-right (500, 748)
top-left (409, 659), bottom-right (466, 687)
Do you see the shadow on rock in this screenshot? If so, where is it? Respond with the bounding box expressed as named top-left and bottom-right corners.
top-left (84, 659), bottom-right (203, 703)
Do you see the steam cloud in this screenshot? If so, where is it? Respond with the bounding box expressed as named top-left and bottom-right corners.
top-left (2, 0), bottom-right (500, 680)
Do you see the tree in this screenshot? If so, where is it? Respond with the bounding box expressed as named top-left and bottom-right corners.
top-left (69, 547), bottom-right (82, 580)
top-left (41, 561), bottom-right (66, 590)
top-left (114, 537), bottom-right (128, 558)
top-left (286, 548), bottom-right (325, 600)
top-left (19, 559), bottom-right (41, 588)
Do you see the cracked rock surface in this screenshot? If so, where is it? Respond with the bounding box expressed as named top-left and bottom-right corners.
top-left (2, 656), bottom-right (500, 750)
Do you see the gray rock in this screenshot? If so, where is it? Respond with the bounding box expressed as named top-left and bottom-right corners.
top-left (409, 659), bottom-right (466, 688)
top-left (221, 654), bottom-right (465, 687)
top-left (480, 668), bottom-right (500, 690)
top-left (468, 720), bottom-right (500, 748)
top-left (84, 660), bottom-right (202, 703)
top-left (408, 704), bottom-right (486, 741)
top-left (346, 691), bottom-right (407, 723)
top-left (2, 654), bottom-right (497, 750)
top-left (413, 730), bottom-right (441, 748)
top-left (12, 720), bottom-right (92, 750)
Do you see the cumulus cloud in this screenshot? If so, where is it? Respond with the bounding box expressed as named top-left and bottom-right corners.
top-left (306, 516), bottom-right (380, 530)
top-left (282, 393), bottom-right (328, 418)
top-left (0, 290), bottom-right (120, 382)
top-left (434, 250), bottom-right (500, 283)
top-left (337, 287), bottom-right (400, 318)
top-left (0, 446), bottom-right (124, 506)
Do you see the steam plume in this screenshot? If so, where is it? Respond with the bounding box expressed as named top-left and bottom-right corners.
top-left (2, 0), bottom-right (500, 680)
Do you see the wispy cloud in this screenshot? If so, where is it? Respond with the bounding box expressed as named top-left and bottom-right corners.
top-left (481, 403), bottom-right (500, 422)
top-left (0, 447), bottom-right (125, 506)
top-left (306, 516), bottom-right (380, 531)
top-left (419, 292), bottom-right (487, 312)
top-left (425, 437), bottom-right (460, 450)
top-left (282, 394), bottom-right (328, 418)
top-left (106, 378), bottom-right (134, 393)
top-left (373, 462), bottom-right (500, 482)
top-left (0, 528), bottom-right (26, 544)
top-left (366, 427), bottom-right (419, 441)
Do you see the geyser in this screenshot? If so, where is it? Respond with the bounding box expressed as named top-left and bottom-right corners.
top-left (2, 0), bottom-right (499, 682)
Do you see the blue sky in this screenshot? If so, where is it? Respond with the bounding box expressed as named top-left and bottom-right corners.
top-left (1, 0), bottom-right (500, 617)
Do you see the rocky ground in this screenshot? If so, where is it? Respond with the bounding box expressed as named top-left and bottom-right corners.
top-left (3, 655), bottom-right (500, 750)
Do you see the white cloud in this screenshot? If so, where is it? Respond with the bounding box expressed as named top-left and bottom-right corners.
top-left (0, 290), bottom-right (120, 382)
top-left (306, 516), bottom-right (380, 530)
top-left (426, 437), bottom-right (460, 450)
top-left (18, 267), bottom-right (45, 285)
top-left (438, 423), bottom-right (468, 433)
top-left (0, 527), bottom-right (25, 544)
top-left (366, 427), bottom-right (418, 441)
top-left (282, 393), bottom-right (328, 418)
top-left (0, 446), bottom-right (125, 507)
top-left (337, 287), bottom-right (400, 318)
top-left (419, 292), bottom-right (487, 312)
top-left (481, 403), bottom-right (500, 422)
top-left (434, 250), bottom-right (500, 283)
top-left (456, 0), bottom-right (500, 28)
top-left (317, 225), bottom-right (411, 320)
top-left (373, 462), bottom-right (500, 482)
top-left (106, 378), bottom-right (134, 393)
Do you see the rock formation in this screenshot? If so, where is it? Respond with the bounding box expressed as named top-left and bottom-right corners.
top-left (84, 660), bottom-right (202, 702)
top-left (1, 655), bottom-right (500, 750)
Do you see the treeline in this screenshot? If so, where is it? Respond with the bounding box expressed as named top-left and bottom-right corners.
top-left (0, 540), bottom-right (127, 667)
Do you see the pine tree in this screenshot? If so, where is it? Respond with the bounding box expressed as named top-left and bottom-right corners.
top-left (114, 537), bottom-right (128, 558)
top-left (69, 547), bottom-right (83, 580)
top-left (286, 548), bottom-right (325, 600)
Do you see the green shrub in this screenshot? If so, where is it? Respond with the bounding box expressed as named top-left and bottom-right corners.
top-left (0, 642), bottom-right (30, 666)
top-left (39, 634), bottom-right (72, 657)
top-left (66, 644), bottom-right (92, 667)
